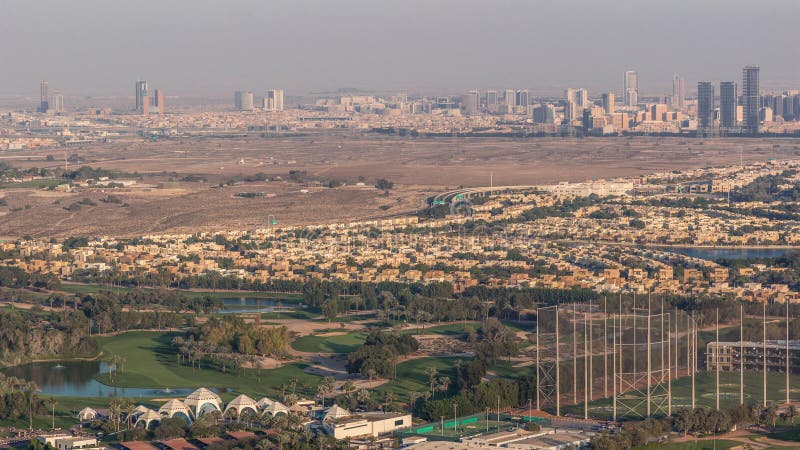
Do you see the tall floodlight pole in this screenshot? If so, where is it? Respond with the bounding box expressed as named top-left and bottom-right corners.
top-left (613, 313), bottom-right (617, 421)
top-left (589, 298), bottom-right (593, 402)
top-left (663, 297), bottom-right (670, 415)
top-left (536, 312), bottom-right (540, 410)
top-left (604, 296), bottom-right (608, 398)
top-left (647, 293), bottom-right (652, 417)
top-left (573, 303), bottom-right (578, 405)
top-left (584, 313), bottom-right (589, 420)
top-left (740, 304), bottom-right (744, 405)
top-left (633, 292), bottom-right (637, 394)
top-left (572, 302), bottom-right (578, 405)
top-left (689, 310), bottom-right (697, 409)
top-left (716, 307), bottom-right (720, 410)
top-left (787, 301), bottom-right (790, 405)
top-left (675, 306), bottom-right (679, 379)
top-left (687, 313), bottom-right (692, 377)
top-left (764, 302), bottom-right (768, 408)
top-left (556, 305), bottom-right (560, 416)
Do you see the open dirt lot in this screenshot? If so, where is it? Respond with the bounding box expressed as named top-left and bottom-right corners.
top-left (1, 133), bottom-right (799, 239)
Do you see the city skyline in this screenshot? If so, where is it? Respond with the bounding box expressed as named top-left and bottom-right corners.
top-left (1, 0), bottom-right (797, 97)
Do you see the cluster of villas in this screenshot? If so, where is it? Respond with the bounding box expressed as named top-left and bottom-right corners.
top-left (77, 388), bottom-right (412, 440)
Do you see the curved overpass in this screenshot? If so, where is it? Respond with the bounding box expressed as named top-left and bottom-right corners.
top-left (431, 185), bottom-right (546, 205)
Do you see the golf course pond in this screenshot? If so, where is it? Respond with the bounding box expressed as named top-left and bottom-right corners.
top-left (1, 360), bottom-right (194, 398)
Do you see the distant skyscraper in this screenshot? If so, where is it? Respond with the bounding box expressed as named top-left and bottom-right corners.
top-left (504, 89), bottom-right (516, 108)
top-left (516, 90), bottom-right (529, 108)
top-left (51, 91), bottom-right (64, 114)
top-left (461, 91), bottom-right (479, 115)
top-left (624, 70), bottom-right (638, 107)
top-left (235, 91), bottom-right (254, 111)
top-left (564, 89), bottom-right (580, 122)
top-left (719, 82), bottom-right (737, 130)
top-left (601, 92), bottom-right (615, 114)
top-left (39, 80), bottom-right (49, 112)
top-left (264, 89), bottom-right (284, 111)
top-left (135, 80), bottom-right (149, 114)
top-left (533, 104), bottom-right (556, 124)
top-left (672, 74), bottom-right (686, 109)
top-left (153, 89), bottom-right (165, 114)
top-left (576, 88), bottom-right (589, 108)
top-left (486, 90), bottom-right (498, 106)
top-left (697, 81), bottom-right (715, 132)
top-left (742, 65), bottom-right (760, 134)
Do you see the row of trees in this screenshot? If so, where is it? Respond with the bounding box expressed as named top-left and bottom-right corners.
top-left (0, 309), bottom-right (97, 364)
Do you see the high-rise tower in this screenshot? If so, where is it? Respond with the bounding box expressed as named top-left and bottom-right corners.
top-left (624, 70), bottom-right (638, 107)
top-left (672, 74), bottom-right (686, 109)
top-left (697, 82), bottom-right (715, 132)
top-left (719, 82), bottom-right (738, 130)
top-left (39, 81), bottom-right (49, 112)
top-left (742, 65), bottom-right (760, 134)
top-left (135, 80), bottom-right (149, 114)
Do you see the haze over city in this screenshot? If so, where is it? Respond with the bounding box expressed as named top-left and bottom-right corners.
top-left (5, 2), bottom-right (800, 450)
top-left (1, 0), bottom-right (798, 97)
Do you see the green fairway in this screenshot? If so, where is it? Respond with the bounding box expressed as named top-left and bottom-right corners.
top-left (95, 331), bottom-right (321, 398)
top-left (291, 331), bottom-right (367, 353)
top-left (402, 322), bottom-right (478, 336)
top-left (378, 356), bottom-right (468, 401)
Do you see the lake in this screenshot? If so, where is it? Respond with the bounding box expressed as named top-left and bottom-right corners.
top-left (662, 247), bottom-right (799, 261)
top-left (1, 360), bottom-right (194, 398)
top-left (218, 297), bottom-right (288, 314)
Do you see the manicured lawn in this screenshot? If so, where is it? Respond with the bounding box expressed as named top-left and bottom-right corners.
top-left (631, 440), bottom-right (739, 450)
top-left (95, 331), bottom-right (321, 398)
top-left (291, 331), bottom-right (367, 353)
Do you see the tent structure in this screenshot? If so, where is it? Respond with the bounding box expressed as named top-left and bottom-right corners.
top-left (134, 408), bottom-right (162, 429)
top-left (223, 394), bottom-right (258, 417)
top-left (158, 399), bottom-right (193, 423)
top-left (78, 407), bottom-right (98, 421)
top-left (184, 388), bottom-right (222, 418)
top-left (262, 400), bottom-right (289, 416)
top-left (323, 404), bottom-right (350, 421)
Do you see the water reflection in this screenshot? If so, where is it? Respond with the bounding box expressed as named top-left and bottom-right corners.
top-left (1, 361), bottom-right (192, 398)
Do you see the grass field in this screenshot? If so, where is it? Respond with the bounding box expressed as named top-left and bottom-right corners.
top-left (0, 179), bottom-right (63, 190)
top-left (558, 371), bottom-right (800, 420)
top-left (291, 331), bottom-right (367, 353)
top-left (631, 440), bottom-right (740, 450)
top-left (58, 282), bottom-right (303, 302)
top-left (95, 331), bottom-right (321, 398)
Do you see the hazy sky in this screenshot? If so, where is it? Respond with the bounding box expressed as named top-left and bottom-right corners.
top-left (1, 0), bottom-right (797, 97)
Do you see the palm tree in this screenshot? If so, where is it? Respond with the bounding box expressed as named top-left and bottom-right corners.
top-left (426, 367), bottom-right (438, 396)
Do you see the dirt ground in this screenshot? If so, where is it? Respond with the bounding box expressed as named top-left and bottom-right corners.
top-left (1, 133), bottom-right (799, 239)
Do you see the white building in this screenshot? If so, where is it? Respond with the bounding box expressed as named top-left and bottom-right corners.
top-left (325, 411), bottom-right (412, 439)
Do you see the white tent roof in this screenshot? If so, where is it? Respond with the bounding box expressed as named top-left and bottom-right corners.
top-left (159, 399), bottom-right (192, 419)
top-left (323, 404), bottom-right (350, 420)
top-left (224, 394), bottom-right (258, 415)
